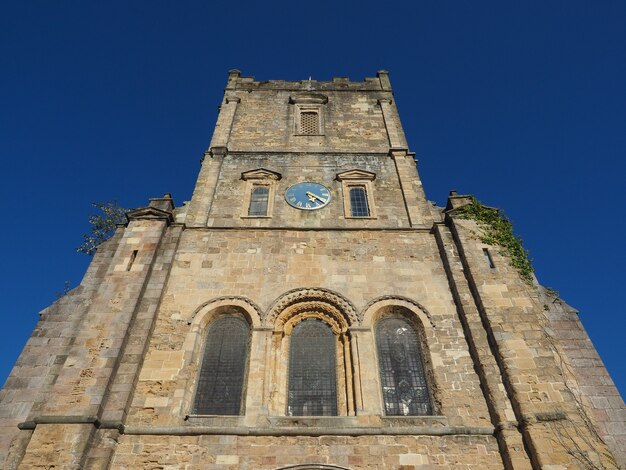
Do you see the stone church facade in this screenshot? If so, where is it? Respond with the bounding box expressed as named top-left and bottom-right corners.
top-left (1, 71), bottom-right (624, 469)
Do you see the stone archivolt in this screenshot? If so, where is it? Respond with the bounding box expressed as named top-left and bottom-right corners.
top-left (361, 295), bottom-right (434, 328)
top-left (278, 302), bottom-right (346, 335)
top-left (264, 287), bottom-right (359, 327)
top-left (189, 295), bottom-right (262, 329)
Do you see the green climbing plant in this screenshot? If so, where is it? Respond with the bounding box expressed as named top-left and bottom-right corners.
top-left (455, 196), bottom-right (534, 284)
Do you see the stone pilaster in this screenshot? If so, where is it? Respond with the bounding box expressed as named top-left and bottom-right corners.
top-left (209, 95), bottom-right (240, 149)
top-left (378, 98), bottom-right (407, 149)
top-left (83, 222), bottom-right (182, 469)
top-left (185, 146), bottom-right (227, 227)
top-left (186, 85), bottom-right (240, 227)
top-left (390, 149), bottom-right (432, 227)
top-left (349, 328), bottom-right (383, 416)
top-left (434, 223), bottom-right (531, 469)
top-left (377, 70), bottom-right (392, 91)
top-left (244, 328), bottom-right (273, 424)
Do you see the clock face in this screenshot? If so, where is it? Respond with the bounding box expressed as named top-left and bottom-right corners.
top-left (285, 182), bottom-right (331, 210)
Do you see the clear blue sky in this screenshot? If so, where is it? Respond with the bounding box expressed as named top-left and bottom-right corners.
top-left (1, 1), bottom-right (625, 397)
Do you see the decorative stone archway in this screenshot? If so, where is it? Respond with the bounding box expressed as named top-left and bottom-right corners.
top-left (360, 295), bottom-right (433, 328)
top-left (264, 288), bottom-right (358, 417)
top-left (264, 287), bottom-right (359, 326)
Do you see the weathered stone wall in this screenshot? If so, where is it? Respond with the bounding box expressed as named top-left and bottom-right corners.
top-left (110, 434), bottom-right (503, 469)
top-left (0, 205), bottom-right (179, 468)
top-left (207, 153), bottom-right (411, 228)
top-left (225, 74), bottom-right (391, 154)
top-left (0, 230), bottom-right (122, 468)
top-left (445, 212), bottom-right (620, 468)
top-left (128, 228), bottom-right (493, 433)
top-left (186, 70), bottom-right (435, 229)
top-left (542, 289), bottom-right (626, 465)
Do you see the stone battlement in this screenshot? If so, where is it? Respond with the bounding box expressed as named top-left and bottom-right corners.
top-left (225, 69), bottom-right (392, 91)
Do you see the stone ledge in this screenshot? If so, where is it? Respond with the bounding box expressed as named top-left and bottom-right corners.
top-left (123, 424), bottom-right (494, 437)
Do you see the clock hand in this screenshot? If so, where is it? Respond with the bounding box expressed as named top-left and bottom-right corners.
top-left (306, 191), bottom-right (328, 204)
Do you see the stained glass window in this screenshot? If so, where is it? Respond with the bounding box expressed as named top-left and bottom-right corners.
top-left (193, 315), bottom-right (250, 415)
top-left (349, 186), bottom-right (370, 217)
top-left (376, 317), bottom-right (432, 416)
top-left (248, 185), bottom-right (269, 216)
top-left (288, 319), bottom-right (337, 416)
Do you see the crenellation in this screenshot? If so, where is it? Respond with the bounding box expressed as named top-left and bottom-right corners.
top-left (227, 73), bottom-right (387, 92)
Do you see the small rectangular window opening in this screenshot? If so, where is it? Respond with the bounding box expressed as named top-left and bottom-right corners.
top-left (349, 186), bottom-right (370, 217)
top-left (248, 186), bottom-right (269, 216)
top-left (483, 248), bottom-right (495, 269)
top-left (127, 250), bottom-right (138, 271)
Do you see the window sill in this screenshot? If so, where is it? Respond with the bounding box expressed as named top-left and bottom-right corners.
top-left (240, 215), bottom-right (273, 219)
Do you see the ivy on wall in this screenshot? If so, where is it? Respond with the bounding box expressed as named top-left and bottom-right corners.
top-left (455, 197), bottom-right (534, 284)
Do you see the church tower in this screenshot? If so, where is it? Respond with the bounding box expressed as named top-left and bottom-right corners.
top-left (1, 71), bottom-right (624, 469)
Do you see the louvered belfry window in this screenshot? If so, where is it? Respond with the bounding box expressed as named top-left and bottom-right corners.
top-left (300, 111), bottom-right (320, 135)
top-left (193, 315), bottom-right (250, 415)
top-left (288, 319), bottom-right (337, 416)
top-left (376, 317), bottom-right (432, 416)
top-left (248, 185), bottom-right (269, 216)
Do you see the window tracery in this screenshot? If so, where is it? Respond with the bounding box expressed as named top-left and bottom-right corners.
top-left (375, 316), bottom-right (432, 416)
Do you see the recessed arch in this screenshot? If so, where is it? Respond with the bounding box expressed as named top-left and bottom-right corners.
top-left (182, 297), bottom-right (261, 417)
top-left (361, 297), bottom-right (439, 417)
top-left (361, 295), bottom-right (434, 329)
top-left (264, 288), bottom-right (358, 417)
top-left (189, 296), bottom-right (262, 332)
top-left (265, 287), bottom-right (359, 328)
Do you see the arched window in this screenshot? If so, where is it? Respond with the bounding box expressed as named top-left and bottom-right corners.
top-left (376, 317), bottom-right (432, 416)
top-left (193, 315), bottom-right (250, 415)
top-left (288, 319), bottom-right (337, 416)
